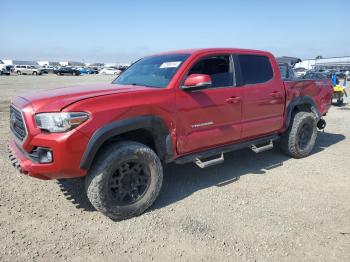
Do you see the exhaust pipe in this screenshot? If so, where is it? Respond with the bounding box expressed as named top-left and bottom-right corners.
top-left (317, 118), bottom-right (326, 130)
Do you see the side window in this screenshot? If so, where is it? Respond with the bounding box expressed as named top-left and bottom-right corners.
top-left (278, 64), bottom-right (288, 79)
top-left (238, 55), bottom-right (273, 85)
top-left (188, 55), bottom-right (233, 88)
top-left (288, 67), bottom-right (296, 80)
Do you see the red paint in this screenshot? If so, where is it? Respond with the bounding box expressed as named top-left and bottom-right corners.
top-left (8, 48), bottom-right (333, 180)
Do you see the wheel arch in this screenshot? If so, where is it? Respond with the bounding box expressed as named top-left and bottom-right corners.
top-left (285, 96), bottom-right (320, 129)
top-left (80, 115), bottom-right (173, 170)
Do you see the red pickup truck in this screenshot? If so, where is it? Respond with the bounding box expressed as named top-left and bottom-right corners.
top-left (8, 48), bottom-right (333, 220)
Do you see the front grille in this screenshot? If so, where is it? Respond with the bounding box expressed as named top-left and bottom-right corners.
top-left (10, 106), bottom-right (27, 141)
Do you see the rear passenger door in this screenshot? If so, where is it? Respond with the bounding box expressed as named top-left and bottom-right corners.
top-left (236, 54), bottom-right (285, 139)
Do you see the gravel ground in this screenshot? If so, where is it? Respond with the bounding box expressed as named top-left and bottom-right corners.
top-left (0, 75), bottom-right (349, 262)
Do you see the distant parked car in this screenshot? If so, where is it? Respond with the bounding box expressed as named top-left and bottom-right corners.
top-left (41, 66), bottom-right (57, 74)
top-left (346, 71), bottom-right (350, 81)
top-left (294, 67), bottom-right (307, 78)
top-left (99, 67), bottom-right (121, 75)
top-left (76, 67), bottom-right (91, 75)
top-left (88, 68), bottom-right (99, 74)
top-left (14, 65), bottom-right (43, 75)
top-left (54, 67), bottom-right (81, 76)
top-left (335, 71), bottom-right (346, 79)
top-left (303, 71), bottom-right (328, 80)
top-left (117, 65), bottom-right (129, 72)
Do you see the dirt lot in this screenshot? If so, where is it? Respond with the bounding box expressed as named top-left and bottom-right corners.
top-left (0, 75), bottom-right (349, 262)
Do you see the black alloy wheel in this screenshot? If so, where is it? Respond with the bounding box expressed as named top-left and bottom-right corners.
top-left (108, 161), bottom-right (151, 206)
top-left (297, 122), bottom-right (313, 150)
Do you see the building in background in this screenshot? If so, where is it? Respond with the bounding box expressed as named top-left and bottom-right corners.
top-left (296, 56), bottom-right (350, 71)
top-left (0, 60), bottom-right (39, 66)
top-left (67, 61), bottom-right (85, 67)
top-left (38, 61), bottom-right (60, 67)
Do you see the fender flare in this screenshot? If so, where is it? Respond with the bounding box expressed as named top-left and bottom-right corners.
top-left (285, 96), bottom-right (321, 129)
top-left (80, 115), bottom-right (173, 170)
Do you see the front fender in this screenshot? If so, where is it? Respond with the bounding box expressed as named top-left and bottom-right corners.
top-left (79, 115), bottom-right (173, 170)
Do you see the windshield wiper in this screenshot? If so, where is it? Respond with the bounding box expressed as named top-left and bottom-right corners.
top-left (130, 83), bottom-right (156, 88)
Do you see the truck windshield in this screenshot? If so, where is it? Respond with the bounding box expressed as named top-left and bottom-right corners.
top-left (113, 54), bottom-right (189, 88)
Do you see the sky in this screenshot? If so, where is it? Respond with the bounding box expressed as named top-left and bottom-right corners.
top-left (1, 0), bottom-right (350, 63)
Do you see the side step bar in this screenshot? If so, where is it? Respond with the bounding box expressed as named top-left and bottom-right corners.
top-left (175, 134), bottom-right (279, 168)
top-left (195, 153), bottom-right (224, 168)
top-left (250, 140), bottom-right (274, 153)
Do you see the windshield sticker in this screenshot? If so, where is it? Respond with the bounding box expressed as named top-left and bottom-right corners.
top-left (160, 61), bottom-right (181, 68)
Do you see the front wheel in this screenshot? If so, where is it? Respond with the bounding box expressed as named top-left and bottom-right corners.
top-left (85, 141), bottom-right (163, 221)
top-left (279, 111), bottom-right (317, 158)
top-left (33, 71), bottom-right (37, 75)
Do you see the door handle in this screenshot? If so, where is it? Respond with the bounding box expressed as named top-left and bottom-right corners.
top-left (226, 96), bottom-right (241, 104)
top-left (270, 91), bottom-right (282, 98)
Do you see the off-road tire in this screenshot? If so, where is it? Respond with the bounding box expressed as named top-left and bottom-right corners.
top-left (85, 141), bottom-right (163, 221)
top-left (279, 111), bottom-right (317, 158)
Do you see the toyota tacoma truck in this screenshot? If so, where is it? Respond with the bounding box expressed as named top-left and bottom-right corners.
top-left (8, 48), bottom-right (333, 220)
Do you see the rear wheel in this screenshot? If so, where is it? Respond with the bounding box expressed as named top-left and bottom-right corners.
top-left (85, 141), bottom-right (163, 220)
top-left (279, 111), bottom-right (317, 158)
top-left (17, 71), bottom-right (21, 75)
top-left (33, 71), bottom-right (37, 75)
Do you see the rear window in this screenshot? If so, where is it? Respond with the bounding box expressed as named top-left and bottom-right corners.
top-left (238, 55), bottom-right (273, 84)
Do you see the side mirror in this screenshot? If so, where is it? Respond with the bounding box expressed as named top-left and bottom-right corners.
top-left (182, 74), bottom-right (212, 91)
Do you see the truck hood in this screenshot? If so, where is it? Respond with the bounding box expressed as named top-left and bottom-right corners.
top-left (19, 83), bottom-right (154, 112)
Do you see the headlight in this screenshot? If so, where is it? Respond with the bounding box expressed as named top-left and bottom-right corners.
top-left (35, 112), bottom-right (89, 133)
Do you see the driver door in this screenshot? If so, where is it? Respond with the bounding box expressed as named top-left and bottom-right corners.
top-left (176, 54), bottom-right (243, 154)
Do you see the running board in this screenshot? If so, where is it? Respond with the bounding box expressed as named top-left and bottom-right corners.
top-left (250, 140), bottom-right (274, 153)
top-left (174, 134), bottom-right (279, 165)
top-left (195, 153), bottom-right (224, 168)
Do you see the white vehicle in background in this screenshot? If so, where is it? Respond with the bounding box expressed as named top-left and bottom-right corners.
top-left (0, 60), bottom-right (11, 75)
top-left (14, 65), bottom-right (44, 75)
top-left (99, 67), bottom-right (121, 75)
top-left (294, 67), bottom-right (307, 78)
